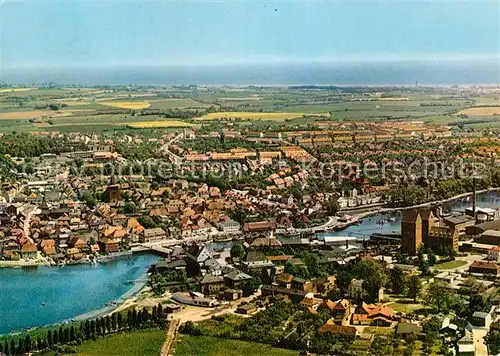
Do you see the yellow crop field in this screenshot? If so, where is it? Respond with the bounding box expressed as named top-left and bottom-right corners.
top-left (0, 109), bottom-right (93, 120)
top-left (127, 120), bottom-right (194, 128)
top-left (101, 101), bottom-right (151, 110)
top-left (0, 110), bottom-right (58, 120)
top-left (195, 111), bottom-right (316, 121)
top-left (457, 107), bottom-right (500, 116)
top-left (0, 88), bottom-right (35, 93)
top-left (51, 109), bottom-right (94, 117)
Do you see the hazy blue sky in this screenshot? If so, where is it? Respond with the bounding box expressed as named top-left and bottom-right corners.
top-left (1, 0), bottom-right (499, 70)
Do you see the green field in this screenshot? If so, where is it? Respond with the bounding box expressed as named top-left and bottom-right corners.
top-left (0, 86), bottom-right (497, 133)
top-left (389, 301), bottom-right (426, 315)
top-left (174, 335), bottom-right (298, 356)
top-left (75, 329), bottom-right (165, 356)
top-left (435, 260), bottom-right (468, 270)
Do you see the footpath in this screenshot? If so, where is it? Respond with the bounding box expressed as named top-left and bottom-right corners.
top-left (159, 319), bottom-right (180, 356)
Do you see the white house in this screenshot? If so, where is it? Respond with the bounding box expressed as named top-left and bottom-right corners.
top-left (217, 219), bottom-right (241, 233)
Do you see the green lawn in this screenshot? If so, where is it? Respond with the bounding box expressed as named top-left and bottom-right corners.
top-left (364, 327), bottom-right (394, 335)
top-left (75, 329), bottom-right (165, 356)
top-left (390, 301), bottom-right (426, 315)
top-left (174, 335), bottom-right (298, 356)
top-left (435, 260), bottom-right (468, 270)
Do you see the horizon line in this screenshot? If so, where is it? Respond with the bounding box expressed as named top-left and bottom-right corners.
top-left (3, 53), bottom-right (499, 70)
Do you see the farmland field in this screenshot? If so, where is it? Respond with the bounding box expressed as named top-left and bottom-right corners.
top-left (456, 106), bottom-right (500, 116)
top-left (100, 101), bottom-right (152, 109)
top-left (0, 88), bottom-right (36, 93)
top-left (174, 335), bottom-right (298, 356)
top-left (0, 86), bottom-right (496, 133)
top-left (149, 98), bottom-right (212, 109)
top-left (0, 110), bottom-right (60, 120)
top-left (195, 111), bottom-right (328, 121)
top-left (219, 96), bottom-right (264, 101)
top-left (127, 120), bottom-right (194, 128)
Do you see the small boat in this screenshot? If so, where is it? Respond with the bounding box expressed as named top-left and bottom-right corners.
top-left (388, 217), bottom-right (396, 222)
top-left (41, 302), bottom-right (46, 306)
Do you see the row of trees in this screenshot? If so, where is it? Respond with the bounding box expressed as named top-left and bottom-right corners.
top-left (115, 142), bottom-right (160, 161)
top-left (0, 133), bottom-right (87, 157)
top-left (0, 304), bottom-right (168, 355)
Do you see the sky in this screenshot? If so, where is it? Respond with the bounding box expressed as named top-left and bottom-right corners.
top-left (1, 0), bottom-right (499, 68)
top-left (0, 0), bottom-right (499, 84)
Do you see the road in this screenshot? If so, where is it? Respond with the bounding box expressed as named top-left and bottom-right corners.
top-left (473, 328), bottom-right (488, 356)
top-left (23, 207), bottom-right (41, 242)
top-left (160, 133), bottom-right (184, 164)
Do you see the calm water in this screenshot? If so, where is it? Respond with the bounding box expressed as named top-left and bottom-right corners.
top-left (0, 253), bottom-right (158, 334)
top-left (4, 61), bottom-right (499, 85)
top-left (321, 190), bottom-right (500, 239)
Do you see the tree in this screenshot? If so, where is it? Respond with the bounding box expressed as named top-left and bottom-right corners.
top-left (111, 313), bottom-right (117, 330)
top-left (47, 330), bottom-right (53, 348)
top-left (355, 259), bottom-right (388, 302)
top-left (297, 321), bottom-right (305, 336)
top-left (123, 202), bottom-right (137, 214)
top-left (24, 335), bottom-right (31, 352)
top-left (423, 316), bottom-right (441, 344)
top-left (469, 293), bottom-right (490, 315)
top-left (90, 319), bottom-right (96, 339)
top-left (132, 309), bottom-right (138, 328)
top-left (53, 329), bottom-right (59, 344)
top-left (370, 335), bottom-right (395, 355)
top-left (230, 241), bottom-right (245, 260)
top-left (424, 281), bottom-right (453, 312)
top-left (390, 266), bottom-right (405, 295)
top-left (486, 323), bottom-right (500, 354)
top-left (127, 310), bottom-right (133, 328)
top-left (138, 216), bottom-right (156, 229)
top-left (427, 252), bottom-right (437, 266)
top-left (460, 276), bottom-right (486, 296)
top-left (326, 199), bottom-right (340, 216)
top-left (84, 320), bottom-right (91, 339)
top-left (407, 275), bottom-right (422, 302)
top-left (157, 303), bottom-right (164, 319)
top-left (9, 340), bottom-right (15, 355)
top-left (36, 336), bottom-right (43, 351)
top-left (70, 326), bottom-right (76, 341)
top-left (240, 277), bottom-right (262, 297)
top-left (117, 313), bottom-right (123, 329)
top-left (142, 307), bottom-right (149, 322)
top-left (82, 192), bottom-right (97, 209)
top-left (300, 251), bottom-right (320, 278)
top-left (17, 338), bottom-right (24, 354)
top-left (180, 321), bottom-right (201, 336)
top-left (96, 319), bottom-right (102, 336)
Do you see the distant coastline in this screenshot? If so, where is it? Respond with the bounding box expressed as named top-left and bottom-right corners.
top-left (3, 60), bottom-right (499, 86)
